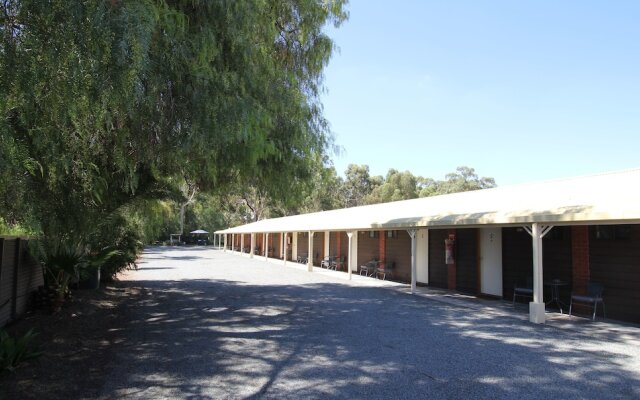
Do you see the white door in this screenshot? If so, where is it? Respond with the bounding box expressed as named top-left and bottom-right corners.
top-left (416, 229), bottom-right (429, 284)
top-left (480, 228), bottom-right (503, 297)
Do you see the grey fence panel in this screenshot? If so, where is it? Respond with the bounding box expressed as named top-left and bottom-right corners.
top-left (0, 238), bottom-right (44, 327)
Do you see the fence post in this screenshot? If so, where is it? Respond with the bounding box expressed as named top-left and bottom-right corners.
top-left (11, 238), bottom-right (22, 320)
top-left (0, 238), bottom-right (4, 292)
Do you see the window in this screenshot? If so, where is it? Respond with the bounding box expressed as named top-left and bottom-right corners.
top-left (594, 225), bottom-right (631, 240)
top-left (368, 231), bottom-right (378, 238)
top-left (386, 230), bottom-right (397, 238)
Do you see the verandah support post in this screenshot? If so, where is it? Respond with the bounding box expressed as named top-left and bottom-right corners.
top-left (241, 234), bottom-right (245, 255)
top-left (347, 231), bottom-right (354, 280)
top-left (524, 223), bottom-right (553, 324)
top-left (407, 229), bottom-right (417, 294)
top-left (307, 231), bottom-right (313, 272)
top-left (283, 232), bottom-right (288, 265)
top-left (250, 233), bottom-right (255, 258)
top-left (265, 233), bottom-right (269, 261)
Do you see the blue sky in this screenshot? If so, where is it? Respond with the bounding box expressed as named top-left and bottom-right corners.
top-left (320, 1), bottom-right (640, 186)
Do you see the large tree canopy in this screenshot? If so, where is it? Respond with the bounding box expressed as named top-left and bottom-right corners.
top-left (0, 0), bottom-right (347, 238)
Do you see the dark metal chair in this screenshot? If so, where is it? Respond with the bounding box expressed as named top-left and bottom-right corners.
top-left (376, 261), bottom-right (395, 280)
top-left (320, 256), bottom-right (334, 269)
top-left (569, 282), bottom-right (605, 320)
top-left (513, 277), bottom-right (533, 306)
top-left (359, 260), bottom-right (377, 276)
top-left (297, 253), bottom-right (308, 264)
top-left (331, 256), bottom-right (346, 271)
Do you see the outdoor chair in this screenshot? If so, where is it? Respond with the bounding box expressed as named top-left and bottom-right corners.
top-left (376, 261), bottom-right (395, 280)
top-left (513, 277), bottom-right (533, 306)
top-left (359, 260), bottom-right (377, 276)
top-left (569, 282), bottom-right (605, 321)
top-left (331, 256), bottom-right (346, 271)
top-left (320, 256), bottom-right (333, 269)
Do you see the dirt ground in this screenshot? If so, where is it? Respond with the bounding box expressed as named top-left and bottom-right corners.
top-left (0, 282), bottom-right (141, 400)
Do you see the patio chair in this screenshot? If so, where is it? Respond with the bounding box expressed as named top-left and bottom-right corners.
top-left (513, 277), bottom-right (533, 306)
top-left (569, 282), bottom-right (605, 321)
top-left (297, 253), bottom-right (308, 264)
top-left (320, 256), bottom-right (333, 269)
top-left (376, 261), bottom-right (395, 280)
top-left (331, 256), bottom-right (346, 271)
top-left (359, 260), bottom-right (377, 276)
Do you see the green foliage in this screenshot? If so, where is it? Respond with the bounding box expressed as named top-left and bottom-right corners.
top-left (0, 329), bottom-right (42, 373)
top-left (0, 0), bottom-right (347, 268)
top-left (30, 239), bottom-right (87, 310)
top-left (419, 166), bottom-right (497, 197)
top-left (0, 217), bottom-right (37, 237)
top-left (343, 164), bottom-right (380, 207)
top-left (365, 169), bottom-right (418, 204)
top-left (85, 212), bottom-right (143, 281)
top-left (297, 162), bottom-right (346, 212)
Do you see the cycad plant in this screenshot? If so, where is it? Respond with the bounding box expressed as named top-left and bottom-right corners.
top-left (31, 239), bottom-right (88, 312)
top-left (0, 329), bottom-right (42, 374)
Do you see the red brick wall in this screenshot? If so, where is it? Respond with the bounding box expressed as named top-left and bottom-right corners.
top-left (297, 232), bottom-right (309, 258)
top-left (385, 230), bottom-right (412, 282)
top-left (357, 232), bottom-right (379, 265)
top-left (571, 226), bottom-right (590, 295)
top-left (340, 232), bottom-right (349, 258)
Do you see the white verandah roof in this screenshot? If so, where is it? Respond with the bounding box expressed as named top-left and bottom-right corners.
top-left (216, 168), bottom-right (640, 234)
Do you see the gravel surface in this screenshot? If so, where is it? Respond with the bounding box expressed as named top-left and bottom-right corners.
top-left (98, 247), bottom-right (640, 399)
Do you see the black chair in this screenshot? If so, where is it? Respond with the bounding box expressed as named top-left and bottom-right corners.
top-left (376, 261), bottom-right (395, 280)
top-left (331, 256), bottom-right (345, 271)
top-left (513, 277), bottom-right (533, 306)
top-left (569, 282), bottom-right (605, 321)
top-left (320, 256), bottom-right (334, 269)
top-left (359, 260), bottom-right (377, 276)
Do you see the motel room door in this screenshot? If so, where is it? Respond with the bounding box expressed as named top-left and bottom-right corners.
top-left (480, 227), bottom-right (503, 297)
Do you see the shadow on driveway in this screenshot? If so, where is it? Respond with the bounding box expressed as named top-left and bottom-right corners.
top-left (100, 277), bottom-right (640, 399)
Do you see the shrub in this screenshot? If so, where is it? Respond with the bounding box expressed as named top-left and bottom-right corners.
top-left (0, 329), bottom-right (42, 374)
top-left (87, 216), bottom-right (144, 282)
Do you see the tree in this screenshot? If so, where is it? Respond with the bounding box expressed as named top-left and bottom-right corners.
top-left (343, 164), bottom-right (379, 207)
top-left (0, 1), bottom-right (348, 244)
top-left (430, 166), bottom-right (497, 195)
top-left (296, 161), bottom-right (345, 213)
top-left (365, 169), bottom-right (418, 204)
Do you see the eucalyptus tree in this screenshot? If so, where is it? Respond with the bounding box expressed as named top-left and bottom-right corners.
top-left (0, 0), bottom-right (348, 242)
top-left (365, 169), bottom-right (418, 204)
top-left (430, 166), bottom-right (497, 195)
top-left (343, 164), bottom-right (379, 207)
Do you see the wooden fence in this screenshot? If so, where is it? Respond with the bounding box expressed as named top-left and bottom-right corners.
top-left (0, 237), bottom-right (44, 327)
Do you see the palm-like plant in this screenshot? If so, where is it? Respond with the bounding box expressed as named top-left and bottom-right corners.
top-left (31, 239), bottom-right (88, 312)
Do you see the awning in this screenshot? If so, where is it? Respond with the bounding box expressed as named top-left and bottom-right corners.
top-left (216, 168), bottom-right (640, 234)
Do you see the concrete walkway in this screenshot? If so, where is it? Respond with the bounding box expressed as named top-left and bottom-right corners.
top-left (99, 247), bottom-right (640, 399)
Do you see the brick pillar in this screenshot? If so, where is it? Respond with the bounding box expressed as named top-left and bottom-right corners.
top-left (447, 230), bottom-right (457, 290)
top-left (379, 230), bottom-right (386, 262)
top-left (571, 226), bottom-right (590, 295)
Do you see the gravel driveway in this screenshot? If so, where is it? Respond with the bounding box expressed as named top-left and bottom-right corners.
top-left (99, 247), bottom-right (640, 399)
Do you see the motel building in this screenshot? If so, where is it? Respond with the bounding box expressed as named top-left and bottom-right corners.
top-left (214, 169), bottom-right (640, 325)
